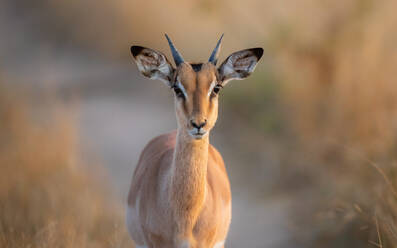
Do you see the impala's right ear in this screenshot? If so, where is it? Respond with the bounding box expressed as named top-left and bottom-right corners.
top-left (130, 46), bottom-right (174, 86)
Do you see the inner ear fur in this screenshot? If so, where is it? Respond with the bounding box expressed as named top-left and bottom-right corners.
top-left (218, 48), bottom-right (263, 85)
top-left (130, 46), bottom-right (175, 86)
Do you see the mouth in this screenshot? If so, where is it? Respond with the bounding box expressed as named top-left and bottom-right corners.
top-left (189, 129), bottom-right (207, 139)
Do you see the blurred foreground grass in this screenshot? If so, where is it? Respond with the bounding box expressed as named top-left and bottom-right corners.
top-left (0, 84), bottom-right (133, 248)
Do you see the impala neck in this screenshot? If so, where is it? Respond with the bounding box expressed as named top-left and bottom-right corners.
top-left (170, 128), bottom-right (209, 238)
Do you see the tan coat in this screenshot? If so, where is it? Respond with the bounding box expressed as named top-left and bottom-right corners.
top-left (127, 35), bottom-right (263, 247)
top-left (127, 131), bottom-right (231, 248)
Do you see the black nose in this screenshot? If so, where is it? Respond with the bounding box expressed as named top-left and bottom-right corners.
top-left (191, 119), bottom-right (207, 129)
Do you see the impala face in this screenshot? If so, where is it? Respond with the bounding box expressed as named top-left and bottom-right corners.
top-left (131, 34), bottom-right (263, 139)
top-left (173, 62), bottom-right (220, 139)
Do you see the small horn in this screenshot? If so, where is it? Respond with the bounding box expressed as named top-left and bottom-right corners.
top-left (208, 34), bottom-right (224, 65)
top-left (165, 34), bottom-right (184, 66)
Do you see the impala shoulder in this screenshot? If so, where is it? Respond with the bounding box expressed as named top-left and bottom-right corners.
top-left (148, 130), bottom-right (177, 148)
top-left (139, 131), bottom-right (177, 157)
top-left (128, 131), bottom-right (177, 206)
top-left (209, 144), bottom-right (226, 172)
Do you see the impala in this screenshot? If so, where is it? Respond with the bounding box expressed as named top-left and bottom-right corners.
top-left (127, 34), bottom-right (263, 248)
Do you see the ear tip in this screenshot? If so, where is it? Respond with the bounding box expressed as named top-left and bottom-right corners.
top-left (131, 46), bottom-right (145, 57)
top-left (252, 47), bottom-right (264, 60)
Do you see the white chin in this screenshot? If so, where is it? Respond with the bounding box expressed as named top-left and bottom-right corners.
top-left (189, 131), bottom-right (207, 139)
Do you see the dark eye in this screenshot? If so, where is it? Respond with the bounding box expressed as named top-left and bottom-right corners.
top-left (173, 87), bottom-right (185, 99)
top-left (212, 85), bottom-right (223, 95)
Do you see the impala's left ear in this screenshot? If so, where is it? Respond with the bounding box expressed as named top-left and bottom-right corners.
top-left (218, 48), bottom-right (263, 85)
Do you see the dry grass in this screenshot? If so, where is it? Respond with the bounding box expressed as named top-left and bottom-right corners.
top-left (274, 0), bottom-right (397, 156)
top-left (0, 84), bottom-right (133, 248)
top-left (267, 0), bottom-right (397, 246)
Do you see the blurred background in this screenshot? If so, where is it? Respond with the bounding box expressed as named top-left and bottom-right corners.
top-left (1, 0), bottom-right (397, 247)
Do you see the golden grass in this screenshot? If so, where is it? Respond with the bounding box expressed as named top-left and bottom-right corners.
top-left (274, 0), bottom-right (397, 156)
top-left (268, 0), bottom-right (397, 246)
top-left (0, 85), bottom-right (133, 248)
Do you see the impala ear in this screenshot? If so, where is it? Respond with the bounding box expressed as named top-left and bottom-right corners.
top-left (218, 48), bottom-right (263, 85)
top-left (130, 46), bottom-right (174, 86)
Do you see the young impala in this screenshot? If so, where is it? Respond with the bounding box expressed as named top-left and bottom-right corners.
top-left (127, 34), bottom-right (263, 248)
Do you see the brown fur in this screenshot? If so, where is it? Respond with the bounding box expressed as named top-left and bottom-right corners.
top-left (127, 63), bottom-right (231, 248)
top-left (128, 43), bottom-right (262, 248)
top-left (127, 131), bottom-right (230, 248)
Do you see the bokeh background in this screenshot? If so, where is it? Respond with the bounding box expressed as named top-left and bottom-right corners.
top-left (1, 0), bottom-right (397, 247)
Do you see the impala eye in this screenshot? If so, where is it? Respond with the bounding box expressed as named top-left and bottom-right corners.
top-left (173, 86), bottom-right (185, 99)
top-left (212, 85), bottom-right (223, 95)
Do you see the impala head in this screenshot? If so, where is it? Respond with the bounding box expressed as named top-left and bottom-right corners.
top-left (131, 34), bottom-right (263, 139)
